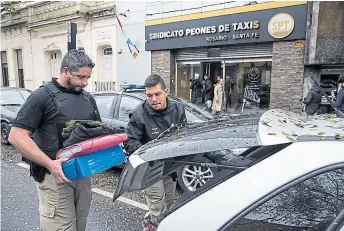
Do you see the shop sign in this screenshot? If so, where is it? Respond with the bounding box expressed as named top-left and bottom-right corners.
top-left (294, 40), bottom-right (304, 48)
top-left (321, 78), bottom-right (338, 89)
top-left (244, 67), bottom-right (261, 103)
top-left (268, 13), bottom-right (295, 39)
top-left (148, 21), bottom-right (260, 42)
top-left (67, 22), bottom-right (77, 51)
top-left (145, 4), bottom-right (307, 51)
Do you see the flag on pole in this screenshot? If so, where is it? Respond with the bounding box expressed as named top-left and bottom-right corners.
top-left (116, 15), bottom-right (140, 58)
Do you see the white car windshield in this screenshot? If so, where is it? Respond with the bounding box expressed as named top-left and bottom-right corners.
top-left (0, 90), bottom-right (30, 105)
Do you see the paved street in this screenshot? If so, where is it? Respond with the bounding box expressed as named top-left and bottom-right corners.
top-left (1, 144), bottom-right (148, 231)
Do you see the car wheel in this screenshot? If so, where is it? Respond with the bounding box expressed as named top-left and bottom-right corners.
top-left (177, 157), bottom-right (215, 192)
top-left (1, 122), bottom-right (10, 145)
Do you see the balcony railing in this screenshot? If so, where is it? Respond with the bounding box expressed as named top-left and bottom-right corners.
top-left (94, 81), bottom-right (115, 92)
top-left (41, 80), bottom-right (116, 92)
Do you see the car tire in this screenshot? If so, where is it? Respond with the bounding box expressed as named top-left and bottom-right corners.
top-left (1, 122), bottom-right (10, 145)
top-left (176, 156), bottom-right (216, 193)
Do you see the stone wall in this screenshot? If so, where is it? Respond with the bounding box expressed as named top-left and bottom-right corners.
top-left (270, 41), bottom-right (305, 112)
top-left (316, 1), bottom-right (344, 62)
top-left (151, 50), bottom-right (173, 91)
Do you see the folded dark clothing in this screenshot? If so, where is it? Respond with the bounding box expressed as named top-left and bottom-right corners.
top-left (62, 120), bottom-right (121, 148)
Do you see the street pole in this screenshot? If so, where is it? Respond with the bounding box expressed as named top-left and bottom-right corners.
top-left (67, 22), bottom-right (77, 51)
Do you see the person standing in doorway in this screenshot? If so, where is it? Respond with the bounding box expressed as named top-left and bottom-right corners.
top-left (302, 81), bottom-right (322, 116)
top-left (124, 74), bottom-right (187, 231)
top-left (334, 77), bottom-right (344, 114)
top-left (235, 84), bottom-right (244, 112)
top-left (212, 77), bottom-right (224, 115)
top-left (203, 74), bottom-right (213, 112)
top-left (225, 76), bottom-right (232, 112)
top-left (8, 49), bottom-right (101, 231)
top-left (190, 73), bottom-right (203, 105)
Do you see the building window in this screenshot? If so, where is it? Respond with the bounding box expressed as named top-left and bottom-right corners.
top-left (176, 63), bottom-right (201, 101)
top-left (97, 45), bottom-right (114, 84)
top-left (48, 51), bottom-right (62, 79)
top-left (1, 51), bottom-right (9, 87)
top-left (118, 96), bottom-right (142, 122)
top-left (223, 62), bottom-right (272, 111)
top-left (51, 52), bottom-right (57, 60)
top-left (176, 61), bottom-right (272, 113)
top-left (15, 49), bottom-right (24, 88)
top-left (103, 47), bottom-right (113, 56)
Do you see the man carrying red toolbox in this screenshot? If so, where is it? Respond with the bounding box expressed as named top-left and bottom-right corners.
top-left (9, 49), bottom-right (101, 231)
top-left (124, 75), bottom-right (187, 231)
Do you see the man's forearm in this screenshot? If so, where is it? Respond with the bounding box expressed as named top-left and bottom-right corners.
top-left (11, 135), bottom-right (52, 168)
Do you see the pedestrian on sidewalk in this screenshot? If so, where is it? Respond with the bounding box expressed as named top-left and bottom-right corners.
top-left (203, 74), bottom-right (213, 112)
top-left (8, 49), bottom-right (101, 231)
top-left (302, 81), bottom-right (322, 116)
top-left (212, 77), bottom-right (224, 115)
top-left (124, 74), bottom-right (187, 231)
top-left (334, 77), bottom-right (344, 115)
top-left (190, 73), bottom-right (203, 106)
top-left (225, 76), bottom-right (233, 112)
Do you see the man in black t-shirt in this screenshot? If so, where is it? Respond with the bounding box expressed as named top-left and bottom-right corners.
top-left (9, 49), bottom-right (101, 231)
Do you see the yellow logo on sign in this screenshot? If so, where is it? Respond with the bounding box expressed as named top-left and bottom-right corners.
top-left (268, 13), bottom-right (295, 39)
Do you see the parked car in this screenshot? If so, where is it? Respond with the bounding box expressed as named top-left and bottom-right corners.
top-left (1, 87), bottom-right (32, 144)
top-left (114, 109), bottom-right (344, 231)
top-left (91, 84), bottom-right (218, 192)
top-left (91, 84), bottom-right (214, 130)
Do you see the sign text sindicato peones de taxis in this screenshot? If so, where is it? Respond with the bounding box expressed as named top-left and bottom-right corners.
top-left (149, 20), bottom-right (260, 42)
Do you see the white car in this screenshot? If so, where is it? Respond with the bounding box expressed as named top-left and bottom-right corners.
top-left (114, 109), bottom-right (344, 231)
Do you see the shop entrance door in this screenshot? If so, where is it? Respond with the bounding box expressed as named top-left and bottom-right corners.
top-left (175, 61), bottom-right (222, 102)
top-left (201, 61), bottom-right (222, 83)
top-left (176, 63), bottom-right (201, 101)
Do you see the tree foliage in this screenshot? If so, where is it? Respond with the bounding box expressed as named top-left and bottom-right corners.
top-left (1, 1), bottom-right (18, 14)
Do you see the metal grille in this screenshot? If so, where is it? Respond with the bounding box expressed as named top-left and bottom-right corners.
top-left (49, 51), bottom-right (62, 79)
top-left (94, 81), bottom-right (116, 92)
top-left (175, 43), bottom-right (273, 61)
top-left (99, 56), bottom-right (113, 82)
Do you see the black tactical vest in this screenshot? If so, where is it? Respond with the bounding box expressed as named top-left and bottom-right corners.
top-left (32, 82), bottom-right (100, 160)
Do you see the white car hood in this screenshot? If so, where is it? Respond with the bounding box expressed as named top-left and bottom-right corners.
top-left (257, 109), bottom-right (344, 145)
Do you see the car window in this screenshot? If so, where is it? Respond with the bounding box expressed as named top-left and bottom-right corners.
top-left (93, 95), bottom-right (115, 117)
top-left (227, 168), bottom-right (344, 231)
top-left (19, 90), bottom-right (32, 101)
top-left (118, 96), bottom-right (142, 122)
top-left (185, 109), bottom-right (204, 122)
top-left (0, 90), bottom-right (26, 105)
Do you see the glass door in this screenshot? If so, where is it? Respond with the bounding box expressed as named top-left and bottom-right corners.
top-left (176, 62), bottom-right (201, 101)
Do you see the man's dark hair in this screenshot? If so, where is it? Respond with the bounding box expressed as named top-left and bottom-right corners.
top-left (339, 77), bottom-right (344, 84)
top-left (60, 49), bottom-right (95, 73)
top-left (144, 74), bottom-right (166, 89)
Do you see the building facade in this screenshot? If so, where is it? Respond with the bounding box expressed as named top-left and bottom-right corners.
top-left (145, 1), bottom-right (309, 113)
top-left (303, 1), bottom-right (344, 103)
top-left (0, 1), bottom-right (151, 92)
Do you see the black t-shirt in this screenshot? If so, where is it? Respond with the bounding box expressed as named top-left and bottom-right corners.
top-left (12, 80), bottom-right (101, 158)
